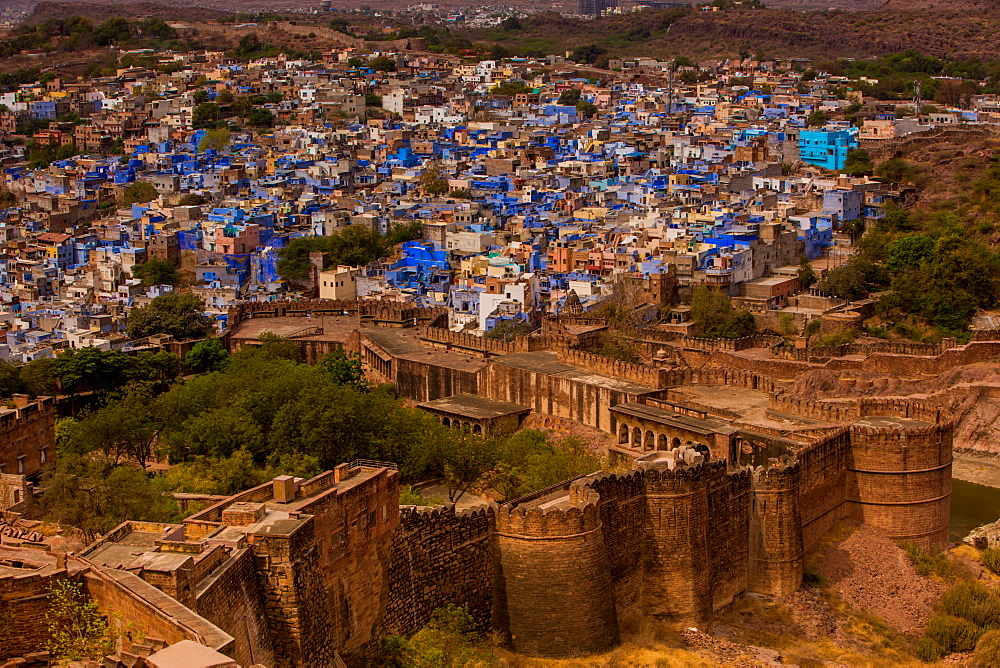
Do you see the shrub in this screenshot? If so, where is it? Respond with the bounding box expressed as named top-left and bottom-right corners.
top-left (924, 614), bottom-right (982, 654)
top-left (903, 542), bottom-right (951, 578)
top-left (915, 636), bottom-right (944, 662)
top-left (941, 581), bottom-right (1000, 629)
top-left (982, 548), bottom-right (1000, 576)
top-left (972, 630), bottom-right (1000, 668)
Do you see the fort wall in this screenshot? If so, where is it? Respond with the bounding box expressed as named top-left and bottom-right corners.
top-left (795, 429), bottom-right (851, 551)
top-left (846, 422), bottom-right (953, 551)
top-left (580, 471), bottom-right (646, 627)
top-left (638, 461), bottom-right (715, 623)
top-left (195, 547), bottom-right (276, 668)
top-left (0, 396), bottom-right (56, 479)
top-left (495, 483), bottom-right (620, 657)
top-left (0, 567), bottom-right (69, 659)
top-left (380, 505), bottom-right (495, 638)
top-left (749, 462), bottom-right (803, 596)
top-left (394, 356), bottom-right (482, 403)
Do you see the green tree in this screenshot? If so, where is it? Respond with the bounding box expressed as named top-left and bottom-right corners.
top-left (192, 102), bottom-right (220, 128)
top-left (192, 89), bottom-right (209, 104)
top-left (489, 80), bottom-right (531, 96)
top-left (557, 88), bottom-right (581, 105)
top-left (318, 349), bottom-right (368, 390)
top-left (61, 387), bottom-right (160, 467)
top-left (370, 55), bottom-right (396, 72)
top-left (842, 148), bottom-right (874, 176)
top-left (126, 292), bottom-right (214, 340)
top-left (123, 181), bottom-right (158, 205)
top-left (198, 127), bottom-right (231, 152)
top-left (817, 260), bottom-right (869, 300)
top-left (384, 605), bottom-right (499, 667)
top-left (20, 357), bottom-right (59, 396)
top-left (185, 338), bottom-right (230, 373)
top-left (690, 286), bottom-right (757, 339)
top-left (45, 580), bottom-right (118, 662)
top-left (489, 431), bottom-right (601, 501)
top-left (571, 44), bottom-right (606, 65)
top-left (178, 193), bottom-right (207, 206)
top-left (40, 454), bottom-right (178, 541)
top-left (797, 257), bottom-right (817, 289)
top-left (131, 257), bottom-right (178, 286)
top-left (576, 100), bottom-right (598, 119)
top-left (56, 347), bottom-right (132, 396)
top-left (247, 107), bottom-right (274, 128)
top-left (0, 360), bottom-right (22, 397)
top-left (420, 165), bottom-right (450, 196)
top-left (483, 319), bottom-right (533, 342)
top-left (806, 110), bottom-right (830, 127)
top-left (424, 431), bottom-right (499, 503)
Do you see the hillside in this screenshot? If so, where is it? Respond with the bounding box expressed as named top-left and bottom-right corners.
top-left (473, 9), bottom-right (1000, 61)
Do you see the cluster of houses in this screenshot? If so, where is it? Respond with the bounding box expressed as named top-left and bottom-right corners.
top-left (0, 44), bottom-right (987, 360)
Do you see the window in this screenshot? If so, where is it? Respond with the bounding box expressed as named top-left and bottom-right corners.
top-left (39, 447), bottom-right (46, 464)
top-left (16, 456), bottom-right (24, 474)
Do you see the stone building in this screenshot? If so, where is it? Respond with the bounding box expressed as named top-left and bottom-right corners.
top-left (0, 395), bottom-right (55, 478)
top-left (26, 297), bottom-right (943, 664)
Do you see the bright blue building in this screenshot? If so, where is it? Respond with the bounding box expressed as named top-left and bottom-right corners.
top-left (798, 128), bottom-right (859, 171)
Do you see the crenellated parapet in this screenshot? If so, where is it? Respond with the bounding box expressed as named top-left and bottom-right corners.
top-left (749, 457), bottom-right (804, 597)
top-left (495, 482), bottom-right (619, 657)
top-left (496, 484), bottom-right (602, 538)
top-left (847, 419), bottom-right (953, 550)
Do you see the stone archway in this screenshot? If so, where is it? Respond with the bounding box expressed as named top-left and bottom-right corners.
top-left (473, 424), bottom-right (482, 435)
top-left (442, 417), bottom-right (451, 427)
top-left (657, 434), bottom-right (669, 451)
top-left (671, 437), bottom-right (681, 449)
top-left (645, 431), bottom-right (655, 452)
top-left (632, 427), bottom-right (642, 448)
top-left (619, 423), bottom-right (630, 444)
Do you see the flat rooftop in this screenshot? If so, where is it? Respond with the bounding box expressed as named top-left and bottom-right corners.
top-left (855, 415), bottom-right (932, 429)
top-left (229, 314), bottom-right (360, 342)
top-left (494, 351), bottom-right (656, 395)
top-left (78, 526), bottom-right (173, 569)
top-left (418, 394), bottom-right (530, 419)
top-left (611, 402), bottom-right (736, 436)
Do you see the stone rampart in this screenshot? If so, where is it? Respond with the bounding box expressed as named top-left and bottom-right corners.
top-left (380, 504), bottom-right (495, 639)
top-left (847, 422), bottom-right (953, 550)
top-left (795, 429), bottom-right (851, 550)
top-left (557, 348), bottom-right (664, 388)
top-left (749, 461), bottom-right (803, 597)
top-left (0, 567), bottom-right (71, 659)
top-left (195, 547), bottom-right (275, 668)
top-left (578, 470), bottom-right (646, 627)
top-left (678, 334), bottom-right (783, 352)
top-left (495, 483), bottom-right (619, 657)
top-left (637, 460), bottom-right (719, 624)
top-left (83, 567), bottom-right (235, 655)
top-left (414, 326), bottom-right (542, 357)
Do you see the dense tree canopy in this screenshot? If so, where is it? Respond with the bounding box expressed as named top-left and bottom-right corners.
top-left (131, 257), bottom-right (179, 287)
top-left (126, 292), bottom-right (214, 340)
top-left (276, 222), bottom-right (422, 283)
top-left (690, 286), bottom-right (757, 339)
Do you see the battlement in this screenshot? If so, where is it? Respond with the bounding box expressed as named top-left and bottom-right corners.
top-left (752, 457), bottom-right (800, 487)
top-left (226, 299), bottom-right (449, 331)
top-left (416, 326), bottom-right (535, 357)
top-left (497, 485), bottom-right (603, 537)
top-left (399, 502), bottom-right (496, 526)
top-left (557, 347), bottom-right (664, 387)
top-left (769, 394), bottom-right (945, 426)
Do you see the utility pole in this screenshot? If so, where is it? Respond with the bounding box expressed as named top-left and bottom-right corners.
top-left (912, 79), bottom-right (922, 119)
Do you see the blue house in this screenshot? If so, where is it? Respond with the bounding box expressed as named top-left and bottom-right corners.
top-left (798, 128), bottom-right (859, 171)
